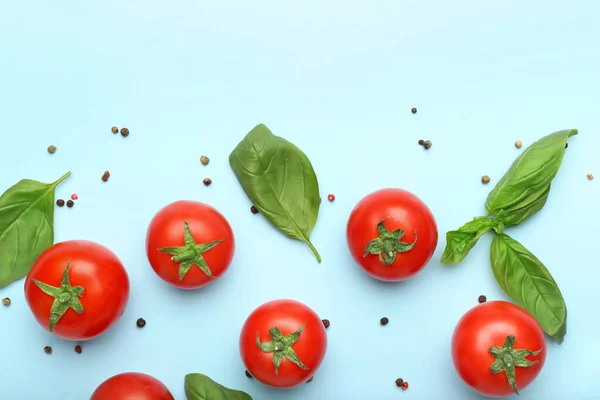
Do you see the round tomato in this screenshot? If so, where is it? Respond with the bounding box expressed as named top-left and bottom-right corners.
top-left (146, 200), bottom-right (235, 290)
top-left (239, 299), bottom-right (327, 388)
top-left (90, 372), bottom-right (174, 400)
top-left (451, 301), bottom-right (547, 397)
top-left (24, 240), bottom-right (129, 341)
top-left (346, 188), bottom-right (438, 282)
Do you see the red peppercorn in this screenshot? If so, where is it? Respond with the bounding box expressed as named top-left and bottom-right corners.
top-left (401, 382), bottom-right (409, 390)
top-left (71, 194), bottom-right (78, 200)
top-left (327, 194), bottom-right (335, 202)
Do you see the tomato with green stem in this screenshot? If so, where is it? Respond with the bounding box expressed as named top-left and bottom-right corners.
top-left (90, 372), bottom-right (174, 400)
top-left (452, 301), bottom-right (546, 397)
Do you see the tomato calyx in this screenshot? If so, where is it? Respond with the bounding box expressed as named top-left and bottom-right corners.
top-left (363, 218), bottom-right (417, 265)
top-left (32, 261), bottom-right (84, 332)
top-left (158, 221), bottom-right (223, 280)
top-left (255, 323), bottom-right (310, 375)
top-left (489, 335), bottom-right (542, 395)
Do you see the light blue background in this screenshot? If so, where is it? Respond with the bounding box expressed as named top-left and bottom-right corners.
top-left (1, 1), bottom-right (598, 399)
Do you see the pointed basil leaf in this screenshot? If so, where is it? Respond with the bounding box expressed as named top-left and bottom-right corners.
top-left (184, 373), bottom-right (252, 400)
top-left (485, 129), bottom-right (577, 226)
top-left (0, 171), bottom-right (71, 288)
top-left (440, 217), bottom-right (494, 265)
top-left (229, 124), bottom-right (322, 262)
top-left (490, 233), bottom-right (567, 342)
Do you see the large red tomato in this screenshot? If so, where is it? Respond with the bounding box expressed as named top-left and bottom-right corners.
top-left (346, 188), bottom-right (438, 281)
top-left (90, 372), bottom-right (174, 400)
top-left (146, 200), bottom-right (235, 290)
top-left (24, 240), bottom-right (129, 341)
top-left (452, 301), bottom-right (547, 397)
top-left (239, 299), bottom-right (327, 388)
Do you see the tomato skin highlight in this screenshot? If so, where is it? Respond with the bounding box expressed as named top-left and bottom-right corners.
top-left (239, 299), bottom-right (327, 389)
top-left (145, 200), bottom-right (235, 290)
top-left (24, 240), bottom-right (130, 341)
top-left (346, 188), bottom-right (438, 282)
top-left (451, 301), bottom-right (547, 397)
top-left (90, 372), bottom-right (174, 400)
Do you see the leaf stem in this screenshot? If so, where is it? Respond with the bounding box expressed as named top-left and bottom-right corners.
top-left (52, 171), bottom-right (72, 186)
top-left (306, 240), bottom-right (322, 263)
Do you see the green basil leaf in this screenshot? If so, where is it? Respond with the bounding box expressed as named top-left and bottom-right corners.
top-left (0, 171), bottom-right (71, 288)
top-left (490, 233), bottom-right (567, 342)
top-left (184, 373), bottom-right (252, 400)
top-left (440, 217), bottom-right (494, 264)
top-left (229, 124), bottom-right (322, 262)
top-left (485, 129), bottom-right (577, 226)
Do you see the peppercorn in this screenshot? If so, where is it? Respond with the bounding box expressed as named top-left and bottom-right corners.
top-left (423, 140), bottom-right (432, 150)
top-left (380, 317), bottom-right (389, 326)
top-left (47, 145), bottom-right (57, 154)
top-left (43, 346), bottom-right (52, 355)
top-left (245, 370), bottom-right (252, 379)
top-left (322, 319), bottom-right (330, 329)
top-left (120, 127), bottom-right (129, 137)
top-left (401, 382), bottom-right (409, 390)
top-left (111, 126), bottom-right (119, 134)
top-left (136, 318), bottom-right (146, 328)
top-left (418, 139), bottom-right (425, 146)
top-left (74, 345), bottom-right (82, 354)
top-left (565, 143), bottom-right (568, 149)
top-left (515, 140), bottom-right (522, 149)
top-left (411, 107), bottom-right (417, 114)
top-left (395, 378), bottom-right (404, 387)
top-left (56, 199), bottom-right (65, 207)
top-left (102, 171), bottom-right (110, 182)
top-left (306, 377), bottom-right (314, 383)
top-left (587, 173), bottom-right (594, 181)
top-left (2, 297), bottom-right (10, 307)
top-left (478, 295), bottom-right (487, 303)
top-left (250, 205), bottom-right (259, 214)
top-left (203, 178), bottom-right (212, 186)
top-left (327, 194), bottom-right (335, 202)
top-left (481, 175), bottom-right (491, 184)
top-left (66, 200), bottom-right (74, 208)
top-left (200, 155), bottom-right (209, 165)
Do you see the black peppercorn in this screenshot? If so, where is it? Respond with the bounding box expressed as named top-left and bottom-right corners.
top-left (136, 318), bottom-right (146, 328)
top-left (380, 317), bottom-right (389, 326)
top-left (250, 205), bottom-right (259, 214)
top-left (411, 107), bottom-right (417, 114)
top-left (395, 378), bottom-right (404, 387)
top-left (44, 346), bottom-right (52, 355)
top-left (120, 127), bottom-right (129, 137)
top-left (203, 178), bottom-right (212, 186)
top-left (478, 295), bottom-right (487, 303)
top-left (245, 370), bottom-right (252, 379)
top-left (322, 319), bottom-right (330, 329)
top-left (56, 199), bottom-right (65, 207)
top-left (74, 345), bottom-right (82, 354)
top-left (66, 200), bottom-right (74, 208)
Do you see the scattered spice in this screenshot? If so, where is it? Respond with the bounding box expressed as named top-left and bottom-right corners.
top-left (203, 178), bottom-right (212, 186)
top-left (565, 143), bottom-right (568, 149)
top-left (395, 378), bottom-right (404, 387)
top-left (478, 295), bottom-right (487, 303)
top-left (111, 126), bottom-right (119, 134)
top-left (411, 107), bottom-right (417, 114)
top-left (2, 297), bottom-right (10, 307)
top-left (74, 345), bottom-right (82, 354)
top-left (418, 139), bottom-right (425, 146)
top-left (66, 200), bottom-right (74, 208)
top-left (200, 155), bottom-right (209, 165)
top-left (47, 145), bottom-right (57, 154)
top-left (587, 173), bottom-right (594, 181)
top-left (380, 317), bottom-right (389, 326)
top-left (136, 318), bottom-right (146, 328)
top-left (43, 346), bottom-right (52, 355)
top-left (71, 194), bottom-right (78, 200)
top-left (102, 171), bottom-right (110, 182)
top-left (56, 199), bottom-right (65, 207)
top-left (306, 377), bottom-right (314, 384)
top-left (515, 140), bottom-right (522, 149)
top-left (322, 319), bottom-right (330, 329)
top-left (250, 205), bottom-right (259, 214)
top-left (327, 194), bottom-right (335, 202)
top-left (423, 140), bottom-right (432, 150)
top-left (245, 370), bottom-right (252, 379)
top-left (401, 382), bottom-right (409, 391)
top-left (481, 175), bottom-right (491, 185)
top-left (120, 127), bottom-right (129, 137)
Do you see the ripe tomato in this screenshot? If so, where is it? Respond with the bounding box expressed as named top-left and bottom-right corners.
top-left (346, 188), bottom-right (438, 282)
top-left (24, 240), bottom-right (129, 341)
top-left (239, 299), bottom-right (327, 388)
top-left (90, 372), bottom-right (174, 400)
top-left (146, 200), bottom-right (235, 290)
top-left (451, 301), bottom-right (547, 397)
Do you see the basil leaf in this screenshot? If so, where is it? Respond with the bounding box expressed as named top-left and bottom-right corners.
top-left (184, 373), bottom-right (252, 400)
top-left (490, 233), bottom-right (567, 342)
top-left (485, 129), bottom-right (577, 226)
top-left (0, 171), bottom-right (71, 288)
top-left (229, 124), bottom-right (322, 262)
top-left (440, 217), bottom-right (493, 264)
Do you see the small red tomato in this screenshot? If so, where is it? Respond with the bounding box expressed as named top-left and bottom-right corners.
top-left (146, 200), bottom-right (235, 290)
top-left (24, 240), bottom-right (130, 341)
top-left (346, 188), bottom-right (438, 282)
top-left (452, 301), bottom-right (546, 397)
top-left (240, 299), bottom-right (327, 388)
top-left (90, 372), bottom-right (174, 400)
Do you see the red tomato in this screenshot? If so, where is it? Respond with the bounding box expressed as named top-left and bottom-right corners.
top-left (452, 301), bottom-right (547, 397)
top-left (346, 188), bottom-right (438, 282)
top-left (90, 372), bottom-right (174, 400)
top-left (146, 200), bottom-right (235, 290)
top-left (239, 299), bottom-right (327, 388)
top-left (24, 240), bottom-right (129, 341)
